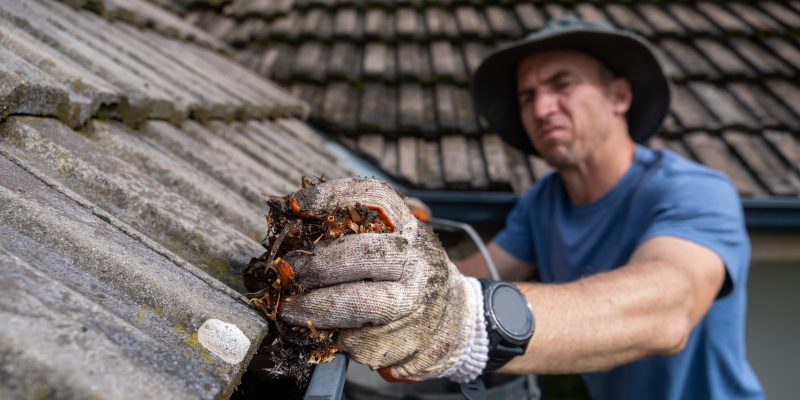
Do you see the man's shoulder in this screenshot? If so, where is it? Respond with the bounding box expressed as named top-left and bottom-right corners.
top-left (640, 146), bottom-right (735, 191)
top-left (637, 146), bottom-right (742, 212)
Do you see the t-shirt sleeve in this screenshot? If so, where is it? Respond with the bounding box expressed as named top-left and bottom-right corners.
top-left (494, 190), bottom-right (537, 263)
top-left (639, 170), bottom-right (749, 298)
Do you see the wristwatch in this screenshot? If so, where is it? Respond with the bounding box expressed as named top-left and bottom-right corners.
top-left (479, 279), bottom-right (535, 372)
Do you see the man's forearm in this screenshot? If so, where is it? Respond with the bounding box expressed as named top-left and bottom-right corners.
top-left (499, 260), bottom-right (696, 374)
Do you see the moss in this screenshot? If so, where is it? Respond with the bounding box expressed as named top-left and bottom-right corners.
top-left (185, 332), bottom-right (215, 364)
top-left (159, 237), bottom-right (242, 290)
top-left (174, 323), bottom-right (215, 364)
top-left (55, 153), bottom-right (76, 174)
top-left (34, 388), bottom-right (51, 400)
top-left (136, 304), bottom-right (147, 322)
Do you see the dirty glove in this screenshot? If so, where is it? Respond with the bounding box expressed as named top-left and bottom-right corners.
top-left (280, 178), bottom-right (489, 382)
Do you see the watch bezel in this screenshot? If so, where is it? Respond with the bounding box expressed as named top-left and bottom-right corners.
top-left (484, 282), bottom-right (534, 346)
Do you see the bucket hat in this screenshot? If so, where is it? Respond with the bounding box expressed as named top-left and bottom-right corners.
top-left (472, 17), bottom-right (670, 155)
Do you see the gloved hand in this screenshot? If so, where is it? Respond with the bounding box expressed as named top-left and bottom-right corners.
top-left (279, 178), bottom-right (488, 382)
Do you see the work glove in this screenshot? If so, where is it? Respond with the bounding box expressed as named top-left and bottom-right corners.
top-left (279, 178), bottom-right (489, 382)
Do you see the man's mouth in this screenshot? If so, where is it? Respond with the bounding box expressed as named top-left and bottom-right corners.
top-left (539, 126), bottom-right (565, 140)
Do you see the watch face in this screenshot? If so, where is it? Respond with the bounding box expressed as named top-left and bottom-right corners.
top-left (491, 285), bottom-right (533, 343)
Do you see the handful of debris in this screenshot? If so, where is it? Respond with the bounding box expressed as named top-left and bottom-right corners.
top-left (238, 177), bottom-right (393, 397)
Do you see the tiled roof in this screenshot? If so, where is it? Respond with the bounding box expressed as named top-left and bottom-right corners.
top-left (184, 0), bottom-right (800, 196)
top-left (0, 0), bottom-right (354, 398)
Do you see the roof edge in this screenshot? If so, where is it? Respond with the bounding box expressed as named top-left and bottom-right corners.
top-left (406, 190), bottom-right (800, 232)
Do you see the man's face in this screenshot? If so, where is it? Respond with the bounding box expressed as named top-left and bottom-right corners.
top-left (516, 50), bottom-right (630, 168)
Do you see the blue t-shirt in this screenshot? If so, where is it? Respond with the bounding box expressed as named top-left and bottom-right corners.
top-left (495, 145), bottom-right (763, 400)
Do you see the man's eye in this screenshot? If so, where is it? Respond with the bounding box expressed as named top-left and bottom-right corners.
top-left (554, 81), bottom-right (571, 91)
top-left (519, 94), bottom-right (534, 105)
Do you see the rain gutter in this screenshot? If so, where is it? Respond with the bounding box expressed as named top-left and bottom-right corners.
top-left (406, 191), bottom-right (800, 232)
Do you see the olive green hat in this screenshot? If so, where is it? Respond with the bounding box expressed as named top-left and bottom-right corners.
top-left (472, 17), bottom-right (670, 155)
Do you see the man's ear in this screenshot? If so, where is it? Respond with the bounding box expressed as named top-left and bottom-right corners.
top-left (610, 78), bottom-right (632, 115)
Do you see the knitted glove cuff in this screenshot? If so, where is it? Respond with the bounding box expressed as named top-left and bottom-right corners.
top-left (439, 277), bottom-right (489, 383)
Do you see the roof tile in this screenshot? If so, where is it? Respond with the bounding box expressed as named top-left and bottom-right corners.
top-left (730, 38), bottom-right (791, 76)
top-left (514, 3), bottom-right (546, 32)
top-left (485, 6), bottom-right (523, 38)
top-left (696, 2), bottom-right (751, 34)
top-left (2, 117), bottom-right (264, 289)
top-left (322, 82), bottom-right (359, 131)
top-left (301, 9), bottom-right (332, 40)
top-left (441, 135), bottom-right (472, 186)
top-left (467, 137), bottom-right (490, 189)
top-left (267, 11), bottom-right (301, 40)
top-left (760, 2), bottom-right (800, 29)
top-left (764, 79), bottom-right (800, 120)
top-left (574, 3), bottom-right (611, 24)
top-left (724, 131), bottom-right (800, 196)
top-left (605, 4), bottom-right (654, 36)
top-left (763, 37), bottom-right (800, 73)
top-left (726, 3), bottom-right (782, 32)
top-left (455, 6), bottom-right (491, 39)
top-left (380, 138), bottom-right (399, 176)
top-left (356, 134), bottom-right (384, 163)
top-left (398, 136), bottom-right (420, 185)
top-left (763, 130), bottom-right (800, 174)
top-left (693, 39), bottom-right (754, 78)
top-left (435, 84), bottom-right (460, 133)
top-left (364, 8), bottom-right (394, 40)
top-left (398, 43), bottom-right (432, 82)
top-left (419, 139), bottom-right (445, 189)
top-left (328, 42), bottom-right (362, 82)
top-left (430, 40), bottom-right (467, 83)
top-left (671, 84), bottom-right (716, 130)
top-left (358, 83), bottom-right (396, 132)
top-left (482, 134), bottom-right (512, 187)
top-left (0, 157), bottom-right (266, 399)
top-left (666, 4), bottom-right (719, 35)
top-left (544, 4), bottom-right (573, 20)
top-left (363, 42), bottom-right (393, 80)
top-left (0, 19), bottom-right (121, 124)
top-left (294, 42), bottom-right (328, 82)
top-left (396, 7), bottom-right (424, 40)
top-left (453, 86), bottom-right (480, 135)
top-left (505, 144), bottom-right (534, 194)
top-left (425, 7), bottom-right (459, 39)
top-left (659, 39), bottom-right (720, 79)
top-left (728, 82), bottom-right (799, 130)
top-left (638, 4), bottom-right (685, 36)
top-left (463, 41), bottom-right (491, 75)
top-left (398, 83), bottom-right (426, 133)
top-left (333, 8), bottom-right (361, 39)
top-left (683, 132), bottom-right (764, 196)
top-left (689, 82), bottom-right (755, 128)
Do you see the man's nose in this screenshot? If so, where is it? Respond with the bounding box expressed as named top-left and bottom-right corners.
top-left (534, 92), bottom-right (559, 119)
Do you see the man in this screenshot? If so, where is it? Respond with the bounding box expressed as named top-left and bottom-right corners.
top-left (279, 18), bottom-right (763, 399)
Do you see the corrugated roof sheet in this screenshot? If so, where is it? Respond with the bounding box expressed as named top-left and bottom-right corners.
top-left (0, 0), bottom-right (356, 398)
top-left (182, 0), bottom-right (800, 196)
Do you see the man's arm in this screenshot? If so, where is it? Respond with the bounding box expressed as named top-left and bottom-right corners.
top-left (500, 235), bottom-right (726, 374)
top-left (455, 242), bottom-right (536, 281)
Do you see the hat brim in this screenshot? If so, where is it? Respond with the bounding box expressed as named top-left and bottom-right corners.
top-left (472, 28), bottom-right (671, 155)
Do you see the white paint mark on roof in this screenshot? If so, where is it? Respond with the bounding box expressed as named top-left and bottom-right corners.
top-left (197, 319), bottom-right (250, 364)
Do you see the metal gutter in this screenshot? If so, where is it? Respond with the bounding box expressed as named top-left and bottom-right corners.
top-left (742, 198), bottom-right (800, 231)
top-left (408, 191), bottom-right (800, 232)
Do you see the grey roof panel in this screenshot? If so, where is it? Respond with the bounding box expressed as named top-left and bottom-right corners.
top-left (0, 155), bottom-right (267, 399)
